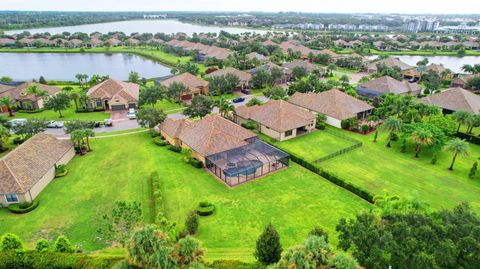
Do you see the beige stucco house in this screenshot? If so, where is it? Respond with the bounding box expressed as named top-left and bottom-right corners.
top-left (0, 133), bottom-right (75, 207)
top-left (161, 73), bottom-right (209, 101)
top-left (86, 79), bottom-right (140, 111)
top-left (235, 100), bottom-right (316, 141)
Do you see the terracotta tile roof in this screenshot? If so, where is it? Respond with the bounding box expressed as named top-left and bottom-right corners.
top-left (161, 73), bottom-right (209, 89)
top-left (279, 41), bottom-right (315, 56)
top-left (261, 40), bottom-right (277, 46)
top-left (0, 133), bottom-right (73, 194)
top-left (427, 63), bottom-right (448, 73)
top-left (418, 87), bottom-right (480, 114)
top-left (283, 60), bottom-right (318, 73)
top-left (0, 38), bottom-right (15, 45)
top-left (358, 76), bottom-right (422, 95)
top-left (205, 67), bottom-right (252, 83)
top-left (159, 115), bottom-right (256, 157)
top-left (86, 79), bottom-right (139, 102)
top-left (167, 39), bottom-right (232, 60)
top-left (158, 118), bottom-right (191, 139)
top-left (367, 57), bottom-right (413, 72)
top-left (236, 100), bottom-right (316, 132)
top-left (0, 84), bottom-right (14, 96)
top-left (288, 90), bottom-right (374, 120)
top-left (246, 52), bottom-right (267, 61)
top-left (7, 83), bottom-right (62, 101)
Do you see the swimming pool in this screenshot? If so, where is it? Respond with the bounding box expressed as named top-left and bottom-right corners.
top-left (223, 160), bottom-right (263, 177)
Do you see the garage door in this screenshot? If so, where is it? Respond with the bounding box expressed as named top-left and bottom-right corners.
top-left (111, 105), bottom-right (126, 111)
top-left (128, 103), bottom-right (137, 109)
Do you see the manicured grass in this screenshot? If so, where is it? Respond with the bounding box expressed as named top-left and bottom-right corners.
top-left (280, 127), bottom-right (480, 213)
top-left (12, 100), bottom-right (110, 121)
top-left (153, 99), bottom-right (184, 113)
top-left (0, 132), bottom-right (370, 261)
top-left (272, 130), bottom-right (357, 162)
top-left (209, 93), bottom-right (238, 101)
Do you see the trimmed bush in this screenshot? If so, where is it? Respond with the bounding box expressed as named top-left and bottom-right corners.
top-left (55, 164), bottom-right (68, 178)
top-left (0, 234), bottom-right (23, 251)
top-left (13, 137), bottom-right (25, 145)
top-left (167, 145), bottom-right (182, 153)
top-left (184, 210), bottom-right (199, 235)
top-left (153, 136), bottom-right (166, 146)
top-left (8, 200), bottom-right (40, 214)
top-left (54, 236), bottom-right (75, 253)
top-left (189, 158), bottom-right (203, 168)
top-left (16, 109), bottom-right (45, 114)
top-left (196, 201), bottom-right (215, 216)
top-left (207, 260), bottom-right (266, 269)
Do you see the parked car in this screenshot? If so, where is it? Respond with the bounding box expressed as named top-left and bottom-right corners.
top-left (127, 108), bottom-right (136, 119)
top-left (8, 118), bottom-right (27, 127)
top-left (232, 97), bottom-right (245, 103)
top-left (46, 121), bottom-right (64, 128)
top-left (104, 119), bottom-right (113, 127)
top-left (241, 89), bottom-right (251, 94)
top-left (94, 121), bottom-right (101, 128)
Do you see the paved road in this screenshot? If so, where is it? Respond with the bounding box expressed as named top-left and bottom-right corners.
top-left (44, 94), bottom-right (269, 137)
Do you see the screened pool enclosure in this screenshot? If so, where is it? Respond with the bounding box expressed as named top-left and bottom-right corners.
top-left (205, 138), bottom-right (290, 186)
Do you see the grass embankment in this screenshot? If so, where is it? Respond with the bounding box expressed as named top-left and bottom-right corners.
top-left (277, 127), bottom-right (480, 213)
top-left (0, 132), bottom-right (370, 261)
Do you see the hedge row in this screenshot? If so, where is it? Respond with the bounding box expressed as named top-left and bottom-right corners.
top-left (8, 200), bottom-right (40, 214)
top-left (456, 132), bottom-right (480, 145)
top-left (207, 260), bottom-right (266, 269)
top-left (16, 109), bottom-right (45, 114)
top-left (0, 251), bottom-right (122, 269)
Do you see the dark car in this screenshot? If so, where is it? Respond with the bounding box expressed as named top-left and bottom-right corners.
top-left (232, 97), bottom-right (246, 103)
top-left (241, 89), bottom-right (251, 94)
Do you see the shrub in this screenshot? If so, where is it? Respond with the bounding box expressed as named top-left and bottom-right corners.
top-left (184, 211), bottom-right (199, 235)
top-left (330, 253), bottom-right (359, 269)
top-left (55, 164), bottom-right (68, 178)
top-left (308, 227), bottom-right (329, 243)
top-left (196, 201), bottom-right (215, 216)
top-left (149, 130), bottom-right (160, 138)
top-left (16, 109), bottom-right (45, 114)
top-left (8, 200), bottom-right (40, 214)
top-left (53, 236), bottom-right (75, 253)
top-left (361, 124), bottom-right (369, 134)
top-left (469, 161), bottom-right (478, 179)
top-left (0, 233), bottom-right (23, 251)
top-left (35, 239), bottom-right (50, 252)
top-left (254, 224), bottom-right (282, 265)
top-left (153, 136), bottom-right (166, 146)
top-left (168, 145), bottom-right (182, 152)
top-left (241, 120), bottom-right (259, 130)
top-left (207, 260), bottom-right (266, 269)
top-left (13, 137), bottom-right (25, 145)
top-left (189, 158), bottom-right (203, 168)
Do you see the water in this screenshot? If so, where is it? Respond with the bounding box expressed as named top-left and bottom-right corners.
top-left (4, 19), bottom-right (269, 36)
top-left (368, 55), bottom-right (480, 73)
top-left (0, 53), bottom-right (171, 81)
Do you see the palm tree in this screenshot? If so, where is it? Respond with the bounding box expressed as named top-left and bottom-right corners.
top-left (382, 116), bottom-right (402, 147)
top-left (70, 92), bottom-right (79, 110)
top-left (83, 129), bottom-right (95, 151)
top-left (461, 64), bottom-right (475, 74)
top-left (78, 94), bottom-right (91, 109)
top-left (70, 129), bottom-right (85, 154)
top-left (373, 189), bottom-right (400, 211)
top-left (444, 138), bottom-right (470, 171)
top-left (411, 128), bottom-right (433, 158)
top-left (452, 111), bottom-right (473, 132)
top-left (0, 96), bottom-right (17, 117)
top-left (216, 97), bottom-right (235, 119)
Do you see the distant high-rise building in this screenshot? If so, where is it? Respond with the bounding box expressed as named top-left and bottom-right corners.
top-left (405, 19), bottom-right (439, 33)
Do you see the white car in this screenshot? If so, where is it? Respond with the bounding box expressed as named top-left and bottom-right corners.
top-left (127, 108), bottom-right (136, 120)
top-left (8, 118), bottom-right (27, 127)
top-left (47, 120), bottom-right (64, 128)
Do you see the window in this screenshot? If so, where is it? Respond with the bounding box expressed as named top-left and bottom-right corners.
top-left (285, 130), bottom-right (293, 137)
top-left (96, 100), bottom-right (102, 107)
top-left (5, 194), bottom-right (18, 203)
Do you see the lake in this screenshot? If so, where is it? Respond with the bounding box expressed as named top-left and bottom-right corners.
top-left (4, 19), bottom-right (269, 36)
top-left (369, 55), bottom-right (480, 73)
top-left (0, 53), bottom-right (171, 81)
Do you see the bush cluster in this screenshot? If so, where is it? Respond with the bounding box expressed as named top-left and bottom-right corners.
top-left (8, 200), bottom-right (40, 214)
top-left (55, 164), bottom-right (68, 178)
top-left (188, 158), bottom-right (203, 168)
top-left (196, 201), bottom-right (215, 216)
top-left (75, 108), bottom-right (105, 113)
top-left (153, 136), bottom-right (167, 146)
top-left (456, 132), bottom-right (480, 145)
top-left (167, 145), bottom-right (182, 152)
top-left (16, 109), bottom-right (45, 114)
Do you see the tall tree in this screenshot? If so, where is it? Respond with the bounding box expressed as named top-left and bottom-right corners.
top-left (167, 82), bottom-right (189, 102)
top-left (139, 85), bottom-right (164, 107)
top-left (0, 125), bottom-right (9, 150)
top-left (128, 71), bottom-right (140, 83)
top-left (216, 97), bottom-right (235, 119)
top-left (254, 223), bottom-right (282, 265)
top-left (44, 93), bottom-right (70, 118)
top-left (452, 111), bottom-right (473, 132)
top-left (411, 126), bottom-right (433, 158)
top-left (183, 95), bottom-right (214, 119)
top-left (136, 107), bottom-right (167, 130)
top-left (444, 138), bottom-right (470, 171)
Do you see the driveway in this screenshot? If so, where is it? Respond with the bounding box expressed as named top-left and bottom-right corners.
top-left (109, 110), bottom-right (128, 121)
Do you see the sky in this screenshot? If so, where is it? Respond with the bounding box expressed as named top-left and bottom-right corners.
top-left (1, 0), bottom-right (479, 14)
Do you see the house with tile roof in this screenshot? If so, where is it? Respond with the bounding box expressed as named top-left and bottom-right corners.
top-left (205, 67), bottom-right (252, 89)
top-left (86, 79), bottom-right (139, 111)
top-left (157, 115), bottom-right (289, 186)
top-left (451, 74), bottom-right (478, 89)
top-left (0, 82), bottom-right (62, 110)
top-left (357, 76), bottom-right (423, 98)
top-left (235, 100), bottom-right (316, 141)
top-left (366, 57), bottom-right (413, 73)
top-left (160, 72), bottom-right (209, 101)
top-left (418, 87), bottom-right (480, 114)
top-left (288, 90), bottom-right (374, 128)
top-left (0, 133), bottom-right (75, 207)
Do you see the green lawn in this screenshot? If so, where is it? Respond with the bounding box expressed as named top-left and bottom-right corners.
top-left (272, 130), bottom-right (357, 162)
top-left (153, 99), bottom-right (184, 113)
top-left (278, 127), bottom-right (480, 213)
top-left (12, 100), bottom-right (110, 121)
top-left (0, 132), bottom-right (370, 261)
